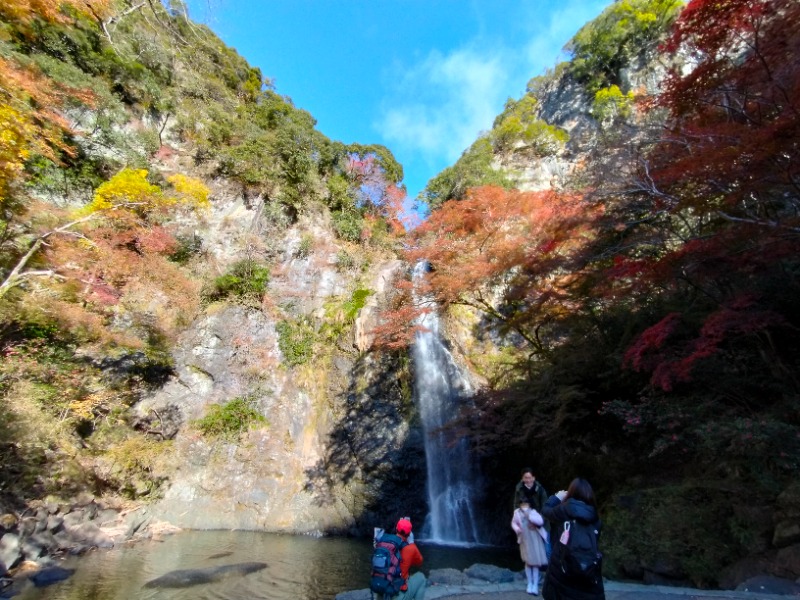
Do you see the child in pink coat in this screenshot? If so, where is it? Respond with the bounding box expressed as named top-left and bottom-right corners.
top-left (511, 500), bottom-right (549, 595)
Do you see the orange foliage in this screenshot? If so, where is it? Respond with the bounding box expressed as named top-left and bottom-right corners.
top-left (0, 60), bottom-right (90, 162)
top-left (41, 297), bottom-right (143, 348)
top-left (370, 277), bottom-right (429, 350)
top-left (372, 186), bottom-right (601, 350)
top-left (42, 220), bottom-right (200, 340)
top-left (382, 184), bottom-right (410, 236)
top-left (0, 0), bottom-right (109, 25)
top-left (0, 1), bottom-right (109, 196)
top-left (408, 186), bottom-right (599, 312)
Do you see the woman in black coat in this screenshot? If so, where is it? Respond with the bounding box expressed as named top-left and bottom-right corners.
top-left (541, 478), bottom-right (604, 600)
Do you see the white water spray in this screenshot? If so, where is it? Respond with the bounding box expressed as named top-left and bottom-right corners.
top-left (411, 261), bottom-right (485, 545)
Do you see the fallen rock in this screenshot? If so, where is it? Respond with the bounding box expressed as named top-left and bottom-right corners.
top-left (64, 522), bottom-right (114, 549)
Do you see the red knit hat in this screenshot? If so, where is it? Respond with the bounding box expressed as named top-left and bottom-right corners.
top-left (396, 518), bottom-right (412, 536)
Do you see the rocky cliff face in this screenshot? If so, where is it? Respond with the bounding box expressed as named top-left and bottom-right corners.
top-left (126, 180), bottom-right (424, 534)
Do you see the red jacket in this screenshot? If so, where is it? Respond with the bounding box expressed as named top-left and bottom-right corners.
top-left (399, 541), bottom-right (423, 590)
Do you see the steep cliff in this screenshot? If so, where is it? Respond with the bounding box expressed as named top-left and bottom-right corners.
top-left (0, 0), bottom-right (423, 541)
top-left (129, 191), bottom-right (424, 533)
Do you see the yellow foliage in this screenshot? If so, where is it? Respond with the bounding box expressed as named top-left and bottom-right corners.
top-left (166, 173), bottom-right (211, 210)
top-left (0, 103), bottom-right (35, 203)
top-left (592, 84), bottom-right (635, 123)
top-left (0, 2), bottom-right (107, 170)
top-left (86, 168), bottom-right (162, 213)
top-left (84, 170), bottom-right (211, 216)
top-left (69, 391), bottom-right (109, 419)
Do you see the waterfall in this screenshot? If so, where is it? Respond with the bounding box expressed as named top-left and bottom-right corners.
top-left (411, 261), bottom-right (485, 545)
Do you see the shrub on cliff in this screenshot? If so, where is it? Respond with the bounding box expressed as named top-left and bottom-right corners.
top-left (566, 0), bottom-right (683, 95)
top-left (193, 396), bottom-right (267, 441)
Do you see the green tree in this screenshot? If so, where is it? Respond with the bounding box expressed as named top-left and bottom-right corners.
top-left (422, 138), bottom-right (512, 209)
top-left (567, 0), bottom-right (683, 94)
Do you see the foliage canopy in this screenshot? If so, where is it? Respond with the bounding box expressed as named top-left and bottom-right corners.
top-left (396, 0), bottom-right (800, 584)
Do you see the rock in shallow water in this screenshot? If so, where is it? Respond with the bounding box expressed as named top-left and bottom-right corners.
top-left (143, 561), bottom-right (267, 588)
top-left (29, 566), bottom-right (76, 587)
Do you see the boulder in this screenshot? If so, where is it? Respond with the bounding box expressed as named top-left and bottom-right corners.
top-left (62, 511), bottom-right (85, 528)
top-left (773, 519), bottom-right (800, 548)
top-left (774, 544), bottom-right (800, 580)
top-left (464, 563), bottom-right (515, 584)
top-left (335, 590), bottom-right (371, 600)
top-left (20, 539), bottom-right (46, 560)
top-left (46, 516), bottom-right (63, 534)
top-left (124, 509), bottom-right (152, 539)
top-left (428, 567), bottom-right (469, 586)
top-left (17, 518), bottom-right (36, 538)
top-left (64, 522), bottom-right (114, 549)
top-left (0, 535), bottom-right (21, 571)
top-left (774, 483), bottom-right (800, 548)
top-left (95, 509), bottom-right (120, 527)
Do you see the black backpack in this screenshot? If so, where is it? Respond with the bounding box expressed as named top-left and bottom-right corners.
top-left (559, 519), bottom-right (603, 584)
top-left (369, 533), bottom-right (406, 596)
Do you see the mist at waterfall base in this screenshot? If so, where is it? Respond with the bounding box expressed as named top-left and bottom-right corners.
top-left (411, 261), bottom-right (490, 547)
top-left (13, 531), bottom-right (518, 600)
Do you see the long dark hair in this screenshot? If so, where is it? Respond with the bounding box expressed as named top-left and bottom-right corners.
top-left (565, 477), bottom-right (596, 507)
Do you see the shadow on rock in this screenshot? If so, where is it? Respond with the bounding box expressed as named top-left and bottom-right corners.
top-left (303, 350), bottom-right (427, 535)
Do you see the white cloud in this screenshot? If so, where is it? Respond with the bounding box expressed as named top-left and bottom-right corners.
top-left (522, 0), bottom-right (613, 80)
top-left (373, 0), bottom-right (613, 194)
top-left (376, 47), bottom-right (510, 166)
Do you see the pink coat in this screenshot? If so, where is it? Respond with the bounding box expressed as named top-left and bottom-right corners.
top-left (511, 508), bottom-right (548, 541)
top-left (511, 508), bottom-right (548, 567)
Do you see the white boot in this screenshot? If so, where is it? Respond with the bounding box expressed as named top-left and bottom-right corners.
top-left (525, 565), bottom-right (534, 594)
top-left (531, 566), bottom-right (540, 595)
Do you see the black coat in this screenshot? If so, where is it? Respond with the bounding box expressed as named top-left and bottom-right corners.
top-left (542, 495), bottom-right (605, 600)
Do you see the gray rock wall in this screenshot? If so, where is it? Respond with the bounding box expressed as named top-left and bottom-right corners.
top-left (130, 187), bottom-right (422, 534)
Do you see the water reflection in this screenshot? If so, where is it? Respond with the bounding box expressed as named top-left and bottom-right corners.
top-left (14, 531), bottom-right (517, 600)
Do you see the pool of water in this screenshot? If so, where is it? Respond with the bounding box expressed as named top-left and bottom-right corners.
top-left (13, 530), bottom-right (519, 600)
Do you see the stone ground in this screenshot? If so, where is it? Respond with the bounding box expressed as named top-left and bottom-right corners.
top-left (424, 579), bottom-right (800, 600)
top-left (338, 577), bottom-right (800, 600)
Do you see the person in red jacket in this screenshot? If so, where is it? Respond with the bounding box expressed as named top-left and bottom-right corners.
top-left (395, 518), bottom-right (426, 600)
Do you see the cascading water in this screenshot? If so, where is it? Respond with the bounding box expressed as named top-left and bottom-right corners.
top-left (411, 261), bottom-right (485, 546)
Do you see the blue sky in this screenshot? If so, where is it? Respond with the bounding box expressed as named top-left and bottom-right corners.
top-left (185, 0), bottom-right (613, 202)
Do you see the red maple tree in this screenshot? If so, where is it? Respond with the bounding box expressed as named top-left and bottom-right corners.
top-left (614, 0), bottom-right (800, 388)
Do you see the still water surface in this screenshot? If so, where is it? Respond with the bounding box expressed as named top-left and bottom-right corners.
top-left (15, 530), bottom-right (518, 600)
